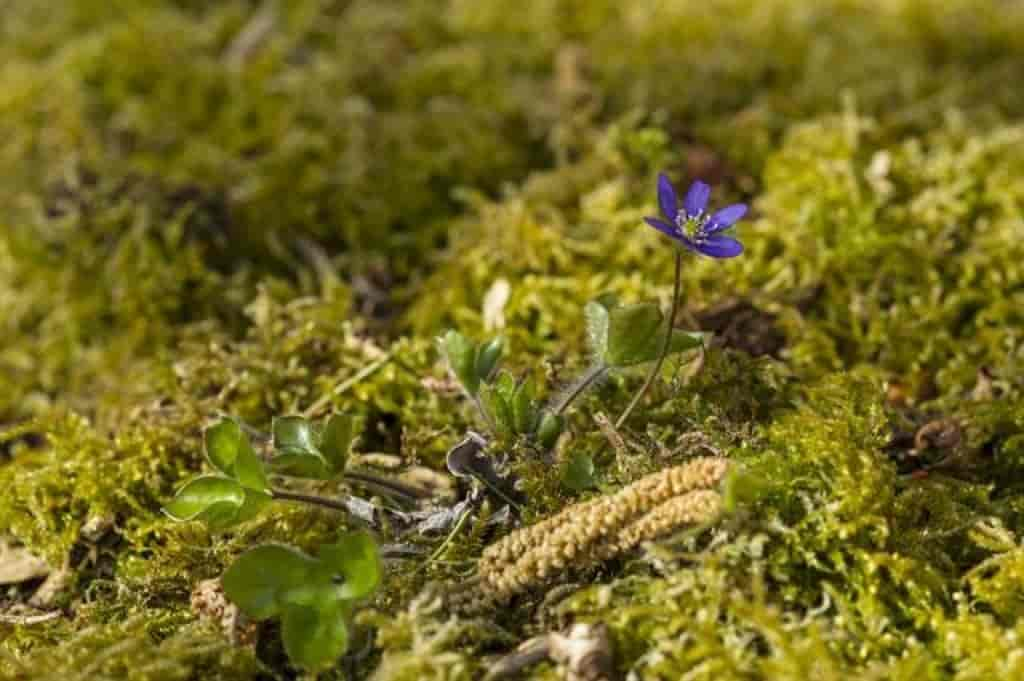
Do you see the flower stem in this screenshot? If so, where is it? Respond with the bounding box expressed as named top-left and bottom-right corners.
top-left (615, 249), bottom-right (684, 429)
top-left (552, 363), bottom-right (609, 416)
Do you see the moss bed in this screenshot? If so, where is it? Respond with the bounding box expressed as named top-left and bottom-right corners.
top-left (3, 1), bottom-right (1024, 678)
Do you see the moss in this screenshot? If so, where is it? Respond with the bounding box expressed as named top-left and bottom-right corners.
top-left (3, 0), bottom-right (1024, 679)
top-left (1, 612), bottom-right (261, 681)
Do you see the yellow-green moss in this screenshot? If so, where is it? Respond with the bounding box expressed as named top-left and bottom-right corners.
top-left (3, 1), bottom-right (1024, 679)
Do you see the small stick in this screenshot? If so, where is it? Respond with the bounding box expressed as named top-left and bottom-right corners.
top-left (0, 611), bottom-right (61, 625)
top-left (304, 353), bottom-right (393, 418)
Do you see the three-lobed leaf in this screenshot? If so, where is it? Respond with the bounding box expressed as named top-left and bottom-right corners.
top-left (222, 544), bottom-right (321, 620)
top-left (222, 534), bottom-right (381, 670)
top-left (585, 296), bottom-right (705, 368)
top-left (606, 302), bottom-right (664, 366)
top-left (318, 531), bottom-right (381, 601)
top-left (281, 602), bottom-right (350, 671)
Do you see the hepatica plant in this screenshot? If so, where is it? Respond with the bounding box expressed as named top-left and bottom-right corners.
top-left (440, 173), bottom-right (747, 488)
top-left (617, 173), bottom-right (748, 427)
top-left (164, 414), bottom-right (382, 670)
top-left (162, 172), bottom-right (746, 672)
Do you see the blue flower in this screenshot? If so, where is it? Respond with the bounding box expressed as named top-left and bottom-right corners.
top-left (644, 173), bottom-right (746, 258)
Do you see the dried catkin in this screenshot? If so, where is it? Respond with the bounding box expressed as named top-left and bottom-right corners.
top-left (476, 457), bottom-right (729, 602)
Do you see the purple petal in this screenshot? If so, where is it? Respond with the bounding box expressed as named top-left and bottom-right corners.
top-left (657, 174), bottom-right (678, 222)
top-left (696, 235), bottom-right (744, 258)
top-left (644, 216), bottom-right (682, 239)
top-left (683, 180), bottom-right (710, 217)
top-left (706, 204), bottom-right (747, 233)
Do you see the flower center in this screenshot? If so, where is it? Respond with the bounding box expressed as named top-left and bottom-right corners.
top-left (675, 211), bottom-right (709, 241)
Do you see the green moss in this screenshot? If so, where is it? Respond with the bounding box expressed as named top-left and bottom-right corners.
top-left (1, 612), bottom-right (261, 681)
top-left (3, 0), bottom-right (1024, 678)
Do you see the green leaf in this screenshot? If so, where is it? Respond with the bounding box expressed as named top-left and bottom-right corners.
top-left (281, 602), bottom-right (350, 670)
top-left (272, 451), bottom-right (332, 479)
top-left (668, 330), bottom-right (706, 355)
top-left (204, 419), bottom-right (244, 475)
top-left (536, 411), bottom-right (564, 449)
top-left (273, 416), bottom-right (319, 454)
top-left (440, 330), bottom-right (479, 395)
top-left (163, 475), bottom-right (245, 524)
top-left (475, 336), bottom-right (505, 383)
top-left (233, 489), bottom-right (272, 524)
top-left (562, 452), bottom-right (596, 491)
top-left (203, 418), bottom-right (267, 491)
top-left (482, 373), bottom-right (515, 433)
top-left (606, 302), bottom-right (664, 367)
top-left (232, 437), bottom-right (268, 491)
top-left (279, 583), bottom-right (336, 608)
top-left (318, 530), bottom-right (381, 600)
top-left (586, 297), bottom-right (703, 368)
top-left (511, 379), bottom-right (536, 435)
top-left (319, 414), bottom-right (354, 474)
top-left (222, 545), bottom-right (320, 620)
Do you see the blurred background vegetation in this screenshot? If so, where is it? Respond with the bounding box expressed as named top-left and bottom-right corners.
top-left (1, 1), bottom-right (1024, 679)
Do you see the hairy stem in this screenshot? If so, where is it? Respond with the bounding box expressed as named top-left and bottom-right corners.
top-left (615, 249), bottom-right (684, 429)
top-left (425, 502), bottom-right (473, 565)
top-left (552, 363), bottom-right (609, 416)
